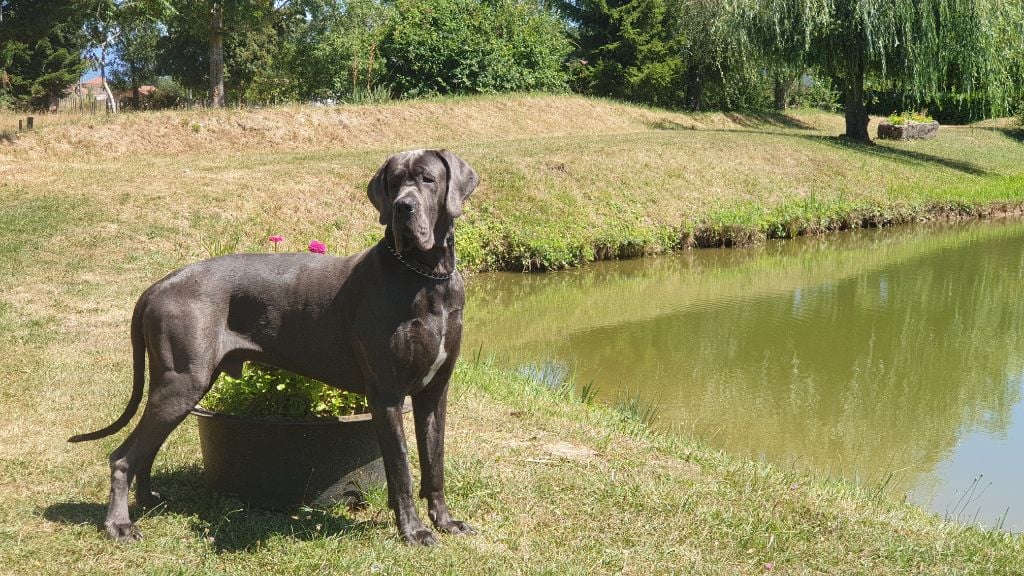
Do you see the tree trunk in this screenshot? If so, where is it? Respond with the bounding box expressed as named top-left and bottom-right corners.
top-left (843, 59), bottom-right (870, 142)
top-left (685, 66), bottom-right (703, 111)
top-left (99, 54), bottom-right (118, 114)
top-left (773, 75), bottom-right (793, 111)
top-left (101, 78), bottom-right (118, 114)
top-left (209, 2), bottom-right (225, 108)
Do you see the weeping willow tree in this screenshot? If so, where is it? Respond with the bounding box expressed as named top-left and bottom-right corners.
top-left (742, 0), bottom-right (1020, 141)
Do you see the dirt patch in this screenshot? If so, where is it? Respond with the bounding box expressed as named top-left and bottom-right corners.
top-left (541, 440), bottom-right (598, 461)
top-left (653, 458), bottom-right (703, 479)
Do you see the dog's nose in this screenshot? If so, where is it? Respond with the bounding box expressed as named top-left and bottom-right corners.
top-left (395, 197), bottom-right (418, 216)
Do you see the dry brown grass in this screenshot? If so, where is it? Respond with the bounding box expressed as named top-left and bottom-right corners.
top-left (1, 94), bottom-right (898, 158)
top-left (2, 95), bottom-right (695, 156)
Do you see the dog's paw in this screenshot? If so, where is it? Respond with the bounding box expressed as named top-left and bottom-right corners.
top-left (137, 491), bottom-right (165, 509)
top-left (403, 527), bottom-right (439, 546)
top-left (437, 519), bottom-right (476, 536)
top-left (105, 521), bottom-right (142, 542)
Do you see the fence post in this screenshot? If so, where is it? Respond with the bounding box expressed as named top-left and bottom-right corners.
top-left (26, 116), bottom-right (33, 130)
top-left (19, 119), bottom-right (23, 131)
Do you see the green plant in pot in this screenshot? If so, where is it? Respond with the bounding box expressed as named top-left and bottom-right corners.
top-left (200, 362), bottom-right (368, 419)
top-left (886, 111), bottom-right (934, 125)
top-left (190, 237), bottom-right (386, 509)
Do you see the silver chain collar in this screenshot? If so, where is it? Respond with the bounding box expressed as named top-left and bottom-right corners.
top-left (383, 236), bottom-right (456, 281)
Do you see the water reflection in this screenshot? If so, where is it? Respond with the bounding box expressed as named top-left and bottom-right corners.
top-left (465, 221), bottom-right (1024, 531)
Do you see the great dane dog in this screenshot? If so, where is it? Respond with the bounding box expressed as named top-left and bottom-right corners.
top-left (69, 149), bottom-right (479, 546)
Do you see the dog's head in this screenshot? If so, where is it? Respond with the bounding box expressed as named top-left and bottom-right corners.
top-left (367, 149), bottom-right (479, 253)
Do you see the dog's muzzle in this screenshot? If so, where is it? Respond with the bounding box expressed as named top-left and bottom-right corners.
top-left (392, 194), bottom-right (433, 253)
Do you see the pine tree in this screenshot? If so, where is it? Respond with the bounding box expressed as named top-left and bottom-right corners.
top-left (0, 0), bottom-right (89, 109)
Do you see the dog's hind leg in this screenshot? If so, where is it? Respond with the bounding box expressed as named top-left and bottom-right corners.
top-left (104, 430), bottom-right (142, 541)
top-left (103, 368), bottom-right (213, 541)
top-left (134, 452), bottom-right (163, 509)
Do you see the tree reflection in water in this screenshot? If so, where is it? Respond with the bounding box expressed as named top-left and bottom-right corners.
top-left (467, 220), bottom-right (1024, 531)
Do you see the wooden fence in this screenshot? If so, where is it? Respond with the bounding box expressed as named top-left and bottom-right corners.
top-left (56, 93), bottom-right (106, 114)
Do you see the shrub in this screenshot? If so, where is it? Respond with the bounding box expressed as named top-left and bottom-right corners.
top-left (887, 111), bottom-right (934, 125)
top-left (868, 91), bottom-right (994, 124)
top-left (148, 76), bottom-right (187, 109)
top-left (790, 75), bottom-right (841, 112)
top-left (0, 89), bottom-right (15, 112)
top-left (201, 362), bottom-right (368, 418)
top-left (281, 0), bottom-right (393, 102)
top-left (379, 0), bottom-right (571, 97)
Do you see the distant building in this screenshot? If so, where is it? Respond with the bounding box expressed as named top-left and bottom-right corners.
top-left (60, 77), bottom-right (157, 111)
top-left (70, 76), bottom-right (109, 99)
top-left (117, 85), bottom-right (158, 100)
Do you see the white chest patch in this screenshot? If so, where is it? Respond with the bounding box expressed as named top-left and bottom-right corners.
top-left (422, 335), bottom-right (448, 386)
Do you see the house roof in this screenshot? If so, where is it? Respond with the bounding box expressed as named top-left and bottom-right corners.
top-left (67, 77), bottom-right (159, 99)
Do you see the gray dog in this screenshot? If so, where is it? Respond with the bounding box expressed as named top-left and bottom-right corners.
top-left (70, 149), bottom-right (479, 546)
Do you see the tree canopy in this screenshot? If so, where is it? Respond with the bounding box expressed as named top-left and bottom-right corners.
top-left (0, 0), bottom-right (1022, 124)
top-left (741, 0), bottom-right (1020, 140)
top-left (0, 0), bottom-right (89, 109)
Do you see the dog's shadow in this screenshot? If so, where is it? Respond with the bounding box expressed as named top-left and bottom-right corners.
top-left (42, 465), bottom-right (386, 551)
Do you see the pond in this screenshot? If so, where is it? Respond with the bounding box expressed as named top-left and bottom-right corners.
top-left (465, 219), bottom-right (1024, 532)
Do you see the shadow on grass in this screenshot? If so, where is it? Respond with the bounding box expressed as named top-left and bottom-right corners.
top-left (978, 127), bottom-right (1024, 144)
top-left (42, 465), bottom-right (386, 552)
top-left (43, 501), bottom-right (107, 526)
top-left (642, 111), bottom-right (1001, 177)
top-left (723, 111), bottom-right (816, 131)
top-left (815, 134), bottom-right (991, 176)
top-left (718, 129), bottom-right (992, 176)
top-left (646, 119), bottom-right (695, 131)
top-left (647, 111), bottom-right (816, 132)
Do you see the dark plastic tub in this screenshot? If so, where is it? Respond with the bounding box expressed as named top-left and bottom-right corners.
top-left (191, 407), bottom-right (388, 508)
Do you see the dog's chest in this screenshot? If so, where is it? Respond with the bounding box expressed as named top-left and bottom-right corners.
top-left (393, 295), bottom-right (462, 388)
top-left (419, 314), bottom-right (449, 386)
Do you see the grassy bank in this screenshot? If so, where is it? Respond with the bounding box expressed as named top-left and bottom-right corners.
top-left (2, 94), bottom-right (1023, 271)
top-left (1, 95), bottom-right (1024, 573)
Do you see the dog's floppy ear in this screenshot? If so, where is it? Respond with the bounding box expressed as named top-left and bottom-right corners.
top-left (367, 155), bottom-right (393, 226)
top-left (436, 150), bottom-right (479, 218)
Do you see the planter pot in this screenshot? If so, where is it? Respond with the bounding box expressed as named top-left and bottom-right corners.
top-left (877, 120), bottom-right (939, 141)
top-left (191, 407), bottom-right (394, 508)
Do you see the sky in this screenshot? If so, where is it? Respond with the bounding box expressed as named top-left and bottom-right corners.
top-left (81, 47), bottom-right (104, 82)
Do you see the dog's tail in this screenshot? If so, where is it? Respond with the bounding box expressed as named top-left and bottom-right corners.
top-left (68, 300), bottom-right (147, 443)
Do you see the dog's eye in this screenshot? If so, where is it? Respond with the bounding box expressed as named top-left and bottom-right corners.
top-left (422, 176), bottom-right (435, 184)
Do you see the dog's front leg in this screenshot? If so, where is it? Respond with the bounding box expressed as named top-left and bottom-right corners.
top-left (413, 377), bottom-right (475, 536)
top-left (370, 393), bottom-right (437, 546)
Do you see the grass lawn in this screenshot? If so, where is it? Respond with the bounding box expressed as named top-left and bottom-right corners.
top-left (1, 94), bottom-right (1023, 574)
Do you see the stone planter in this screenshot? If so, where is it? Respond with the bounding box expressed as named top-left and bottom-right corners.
top-left (191, 407), bottom-right (389, 508)
top-left (877, 120), bottom-right (939, 141)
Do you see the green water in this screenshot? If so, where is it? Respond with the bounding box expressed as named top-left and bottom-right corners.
top-left (465, 220), bottom-right (1024, 531)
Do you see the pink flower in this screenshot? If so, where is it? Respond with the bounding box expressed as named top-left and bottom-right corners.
top-left (268, 235), bottom-right (284, 244)
top-left (764, 562), bottom-right (775, 572)
top-left (308, 240), bottom-right (327, 254)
